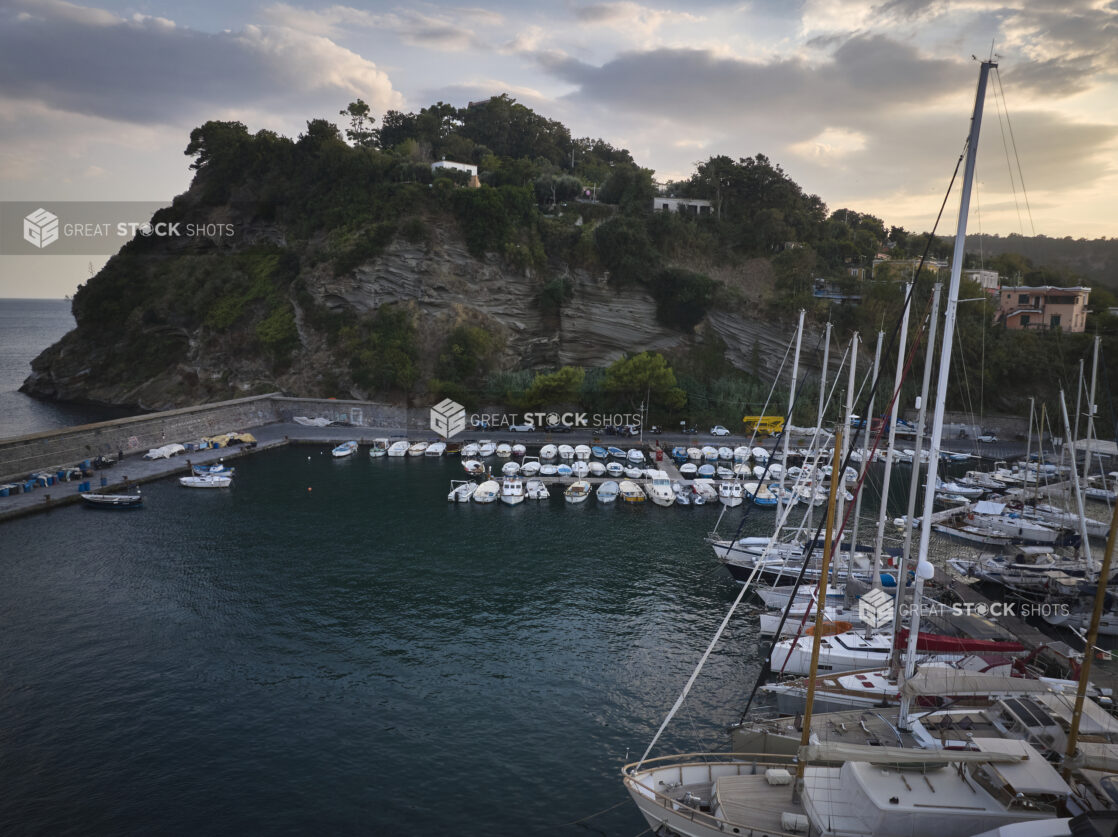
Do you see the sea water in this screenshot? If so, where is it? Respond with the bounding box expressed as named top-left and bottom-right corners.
top-left (0, 447), bottom-right (772, 834)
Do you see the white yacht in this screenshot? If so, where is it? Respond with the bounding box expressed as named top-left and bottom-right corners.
top-left (646, 470), bottom-right (675, 507)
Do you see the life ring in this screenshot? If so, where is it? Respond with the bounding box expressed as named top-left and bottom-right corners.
top-left (967, 512), bottom-right (975, 521)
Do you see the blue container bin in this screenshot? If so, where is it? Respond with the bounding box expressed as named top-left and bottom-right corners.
top-left (100, 476), bottom-right (108, 487)
top-left (24, 481), bottom-right (35, 492)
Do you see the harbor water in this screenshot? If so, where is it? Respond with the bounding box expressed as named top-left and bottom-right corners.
top-left (0, 447), bottom-right (772, 834)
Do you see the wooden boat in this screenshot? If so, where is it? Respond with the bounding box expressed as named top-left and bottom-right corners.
top-left (80, 491), bottom-right (142, 509)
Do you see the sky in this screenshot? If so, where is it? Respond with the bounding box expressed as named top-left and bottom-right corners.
top-left (0, 0), bottom-right (1115, 297)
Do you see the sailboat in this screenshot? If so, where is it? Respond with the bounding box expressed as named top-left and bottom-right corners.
top-left (622, 60), bottom-right (1093, 837)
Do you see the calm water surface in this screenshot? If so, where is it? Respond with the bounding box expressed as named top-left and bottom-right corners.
top-left (0, 298), bottom-right (133, 438)
top-left (0, 448), bottom-right (772, 835)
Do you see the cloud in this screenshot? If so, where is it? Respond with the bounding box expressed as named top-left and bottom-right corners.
top-left (261, 3), bottom-right (491, 51)
top-left (0, 2), bottom-right (403, 126)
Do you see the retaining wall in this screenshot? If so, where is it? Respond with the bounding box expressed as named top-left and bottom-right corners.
top-left (0, 394), bottom-right (436, 482)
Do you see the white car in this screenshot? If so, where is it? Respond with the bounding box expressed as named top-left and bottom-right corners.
top-left (710, 425), bottom-right (731, 436)
top-left (977, 433), bottom-right (998, 443)
top-left (509, 423), bottom-right (535, 432)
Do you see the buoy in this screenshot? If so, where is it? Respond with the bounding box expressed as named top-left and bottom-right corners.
top-left (308, 487), bottom-right (313, 492)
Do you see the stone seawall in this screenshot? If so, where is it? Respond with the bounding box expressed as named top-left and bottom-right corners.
top-left (0, 395), bottom-right (433, 483)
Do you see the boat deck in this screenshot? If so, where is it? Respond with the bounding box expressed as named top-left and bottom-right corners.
top-left (712, 773), bottom-right (805, 834)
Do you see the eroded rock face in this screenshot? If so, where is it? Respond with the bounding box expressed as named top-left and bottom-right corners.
top-left (22, 217), bottom-right (820, 411)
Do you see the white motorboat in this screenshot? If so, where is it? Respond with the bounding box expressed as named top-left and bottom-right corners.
top-left (692, 479), bottom-right (718, 503)
top-left (461, 459), bottom-right (485, 476)
top-left (573, 444), bottom-right (591, 461)
top-left (588, 461), bottom-right (606, 477)
top-left (179, 474), bottom-right (232, 488)
top-left (624, 466), bottom-right (643, 479)
top-left (701, 445), bottom-right (718, 461)
top-left (687, 447), bottom-right (702, 461)
top-left (477, 441), bottom-right (497, 457)
top-left (557, 444), bottom-right (575, 460)
top-left (597, 480), bottom-right (619, 503)
top-left (539, 444), bottom-right (557, 460)
top-left (471, 479), bottom-right (499, 503)
top-left (511, 443), bottom-right (526, 458)
top-left (495, 443), bottom-right (512, 458)
top-left (716, 465), bottom-right (734, 479)
top-left (386, 440), bottom-right (410, 457)
top-left (540, 463), bottom-right (559, 476)
top-left (461, 442), bottom-right (480, 458)
top-left (605, 461), bottom-right (624, 477)
top-left (331, 440), bottom-right (358, 458)
top-left (447, 480), bottom-right (476, 502)
top-left (698, 464), bottom-right (716, 478)
top-left (571, 461), bottom-right (590, 478)
top-left (619, 480), bottom-right (645, 503)
top-left (524, 479), bottom-right (550, 501)
top-left (751, 446), bottom-right (768, 463)
top-left (425, 441), bottom-right (446, 456)
top-left (733, 446), bottom-right (751, 463)
top-left (564, 480), bottom-right (591, 503)
top-left (407, 441), bottom-right (428, 456)
top-left (673, 482), bottom-right (691, 506)
top-left (520, 457), bottom-right (541, 477)
top-left (646, 470), bottom-right (675, 507)
top-left (500, 475), bottom-right (525, 505)
top-left (80, 491), bottom-right (143, 509)
top-left (718, 481), bottom-right (744, 507)
top-left (369, 438), bottom-right (389, 457)
top-left (627, 449), bottom-right (645, 464)
top-left (556, 464), bottom-right (573, 477)
top-left (717, 446), bottom-right (733, 460)
top-left (679, 462), bottom-right (697, 477)
top-left (501, 461), bottom-right (520, 476)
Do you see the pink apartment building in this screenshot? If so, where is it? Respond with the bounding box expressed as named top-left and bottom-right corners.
top-left (995, 285), bottom-right (1090, 332)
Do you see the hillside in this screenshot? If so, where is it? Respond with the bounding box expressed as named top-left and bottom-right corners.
top-left (21, 96), bottom-right (1118, 425)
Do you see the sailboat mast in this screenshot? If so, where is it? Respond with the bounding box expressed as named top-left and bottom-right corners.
top-left (780, 310), bottom-right (806, 517)
top-left (1062, 494), bottom-right (1118, 780)
top-left (899, 58), bottom-right (995, 730)
top-left (815, 322), bottom-right (833, 452)
top-left (795, 430), bottom-right (844, 798)
top-left (1082, 335), bottom-right (1100, 489)
top-left (851, 332), bottom-right (882, 582)
top-left (873, 286), bottom-right (913, 589)
top-left (890, 283), bottom-right (941, 672)
top-left (1059, 391), bottom-right (1095, 573)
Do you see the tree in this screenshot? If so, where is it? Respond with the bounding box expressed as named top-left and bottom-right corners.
top-left (339, 99), bottom-right (378, 147)
top-left (184, 120), bottom-right (250, 171)
top-left (603, 352), bottom-right (686, 411)
top-left (520, 366), bottom-right (585, 409)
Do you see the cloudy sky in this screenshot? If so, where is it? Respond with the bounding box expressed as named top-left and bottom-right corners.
top-left (1, 0), bottom-right (1116, 297)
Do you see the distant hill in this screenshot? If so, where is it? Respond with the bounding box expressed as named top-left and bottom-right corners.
top-left (966, 234), bottom-right (1118, 287)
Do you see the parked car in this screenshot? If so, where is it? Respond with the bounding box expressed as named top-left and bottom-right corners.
top-left (978, 433), bottom-right (998, 443)
top-left (619, 424), bottom-right (640, 437)
top-left (509, 423), bottom-right (534, 432)
top-left (710, 425), bottom-right (731, 436)
top-left (545, 422), bottom-right (572, 434)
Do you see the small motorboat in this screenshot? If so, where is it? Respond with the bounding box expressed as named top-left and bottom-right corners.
top-left (500, 476), bottom-right (525, 505)
top-left (386, 440), bottom-right (410, 457)
top-left (564, 480), bottom-right (592, 504)
top-left (588, 461), bottom-right (606, 477)
top-left (558, 444), bottom-right (575, 460)
top-left (591, 446), bottom-right (608, 460)
top-left (193, 464), bottom-right (234, 476)
top-left (687, 447), bottom-right (702, 461)
top-left (472, 480), bottom-right (500, 503)
top-left (461, 459), bottom-right (486, 475)
top-left (495, 443), bottom-right (512, 458)
top-left (461, 442), bottom-right (480, 458)
top-left (501, 461), bottom-right (521, 476)
top-left (624, 466), bottom-right (643, 479)
top-left (751, 446), bottom-right (769, 463)
top-left (692, 480), bottom-right (718, 504)
top-left (646, 470), bottom-right (675, 507)
top-left (369, 438), bottom-right (389, 457)
top-left (425, 441), bottom-right (446, 457)
top-left (511, 443), bottom-right (526, 458)
top-left (627, 449), bottom-right (645, 464)
top-left (606, 446), bottom-right (626, 459)
top-left (80, 491), bottom-right (143, 509)
top-left (697, 464), bottom-right (716, 478)
top-left (673, 483), bottom-right (691, 506)
top-left (670, 446), bottom-right (688, 463)
top-left (618, 480), bottom-right (645, 503)
top-left (719, 481), bottom-right (744, 507)
top-left (332, 440), bottom-right (359, 458)
top-left (597, 480), bottom-right (619, 503)
top-left (718, 446), bottom-right (734, 460)
top-left (180, 474), bottom-right (232, 489)
top-left (701, 446), bottom-right (718, 461)
top-left (574, 445), bottom-right (591, 461)
top-left (540, 463), bottom-right (559, 476)
top-left (540, 444), bottom-right (558, 460)
top-left (733, 446), bottom-right (751, 463)
top-left (743, 481), bottom-right (777, 507)
top-left (605, 461), bottom-right (624, 477)
top-left (571, 461), bottom-right (590, 478)
top-left (407, 441), bottom-right (428, 456)
top-left (477, 441), bottom-right (497, 457)
top-left (525, 479), bottom-right (550, 500)
top-left (520, 457), bottom-right (541, 477)
top-left (679, 462), bottom-right (698, 477)
top-left (447, 480), bottom-right (477, 502)
top-left (556, 463), bottom-right (573, 477)
top-left (716, 465), bottom-right (734, 479)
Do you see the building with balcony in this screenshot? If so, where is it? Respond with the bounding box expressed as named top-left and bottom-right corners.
top-left (652, 197), bottom-right (713, 216)
top-left (995, 286), bottom-right (1090, 332)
